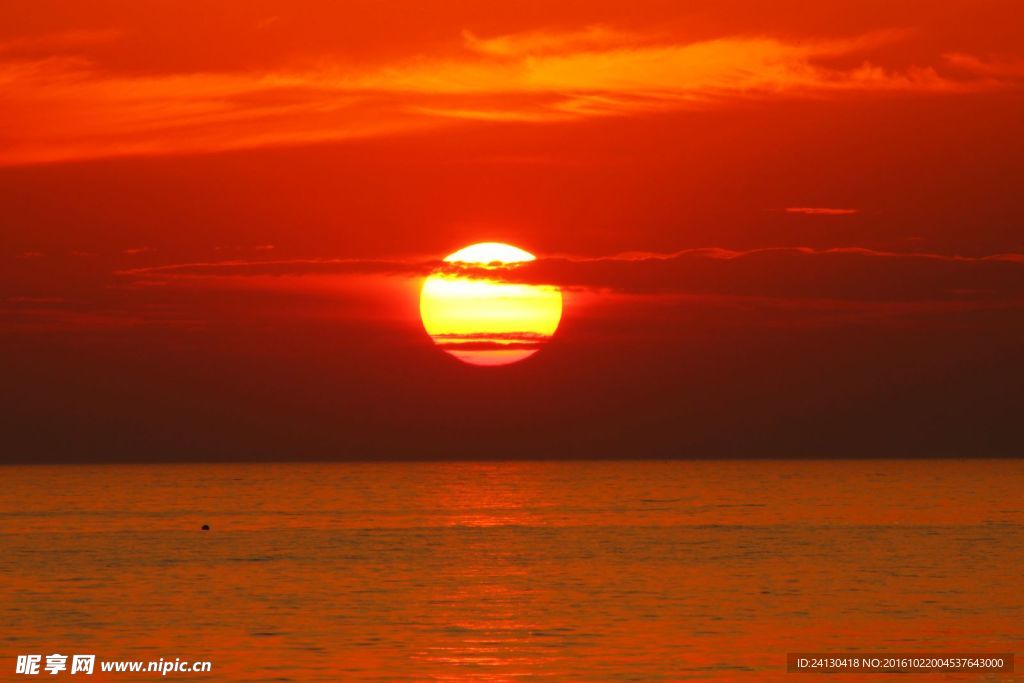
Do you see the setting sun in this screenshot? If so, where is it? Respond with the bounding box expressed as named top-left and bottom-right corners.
top-left (420, 242), bottom-right (562, 366)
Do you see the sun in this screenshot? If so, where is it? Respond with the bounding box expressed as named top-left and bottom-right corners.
top-left (420, 242), bottom-right (563, 366)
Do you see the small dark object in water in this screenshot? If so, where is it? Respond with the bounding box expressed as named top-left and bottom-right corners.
top-left (201, 524), bottom-right (210, 531)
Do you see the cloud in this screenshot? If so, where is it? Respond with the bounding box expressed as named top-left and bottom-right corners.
top-left (116, 247), bottom-right (1024, 307)
top-left (0, 56), bottom-right (431, 166)
top-left (0, 27), bottom-right (1015, 165)
top-left (499, 248), bottom-right (1024, 303)
top-left (461, 25), bottom-right (635, 57)
top-left (11, 247), bottom-right (1024, 334)
top-left (944, 53), bottom-right (1024, 78)
top-left (115, 257), bottom-right (439, 279)
top-left (785, 207), bottom-right (859, 216)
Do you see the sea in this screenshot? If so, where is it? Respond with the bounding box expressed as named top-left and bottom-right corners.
top-left (1, 460), bottom-right (1021, 681)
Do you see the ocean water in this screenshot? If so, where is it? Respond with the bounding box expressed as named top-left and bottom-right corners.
top-left (0, 460), bottom-right (1021, 682)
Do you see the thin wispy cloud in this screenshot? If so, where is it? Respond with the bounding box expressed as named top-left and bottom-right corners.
top-left (9, 247), bottom-right (1024, 334)
top-left (0, 27), bottom-right (1016, 165)
top-left (461, 25), bottom-right (636, 57)
top-left (944, 52), bottom-right (1024, 78)
top-left (115, 247), bottom-right (1024, 305)
top-left (785, 207), bottom-right (860, 216)
top-left (115, 257), bottom-right (440, 279)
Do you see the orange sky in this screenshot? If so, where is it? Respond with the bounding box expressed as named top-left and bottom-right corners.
top-left (1, 0), bottom-right (1023, 460)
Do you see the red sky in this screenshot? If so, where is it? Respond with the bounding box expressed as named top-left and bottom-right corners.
top-left (2, 0), bottom-right (1023, 461)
